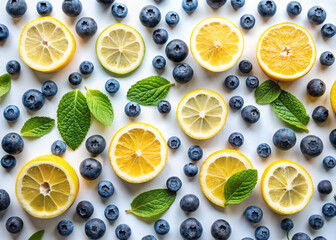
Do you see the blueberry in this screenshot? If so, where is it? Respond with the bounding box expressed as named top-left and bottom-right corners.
top-left (322, 203), bottom-right (336, 218)
top-left (312, 106), bottom-right (328, 123)
top-left (182, 0), bottom-right (198, 12)
top-left (286, 1), bottom-right (302, 17)
top-left (124, 102), bottom-right (141, 117)
top-left (329, 129), bottom-right (336, 147)
top-left (224, 75), bottom-right (239, 90)
top-left (6, 216), bottom-right (23, 234)
top-left (166, 11), bottom-right (179, 26)
top-left (105, 79), bottom-right (120, 93)
top-left (36, 1), bottom-right (52, 15)
top-left (3, 105), bottom-right (20, 122)
top-left (115, 224), bottom-right (132, 240)
top-left (246, 76), bottom-right (259, 90)
top-left (180, 218), bottom-right (203, 240)
top-left (280, 218), bottom-right (294, 231)
top-left (307, 79), bottom-right (326, 97)
top-left (317, 180), bottom-right (332, 194)
top-left (241, 105), bottom-right (260, 124)
top-left (239, 60), bottom-right (252, 74)
top-left (206, 0), bottom-right (226, 9)
top-left (0, 189), bottom-right (10, 211)
top-left (6, 0), bottom-right (27, 18)
top-left (166, 176), bottom-right (182, 192)
top-left (173, 63), bottom-right (194, 83)
top-left (257, 143), bottom-right (271, 158)
top-left (97, 0), bottom-right (114, 3)
top-left (76, 18), bottom-right (97, 39)
top-left (314, 237), bottom-right (326, 240)
top-left (240, 14), bottom-right (255, 29)
top-left (1, 133), bottom-right (24, 155)
top-left (228, 132), bottom-right (244, 147)
top-left (76, 200), bottom-right (94, 219)
top-left (97, 180), bottom-right (114, 198)
top-left (139, 5), bottom-right (161, 28)
top-left (323, 156), bottom-right (336, 169)
top-left (292, 233), bottom-right (311, 240)
top-left (157, 100), bottom-right (171, 114)
top-left (57, 220), bottom-right (74, 236)
top-left (152, 55), bottom-right (166, 70)
top-left (166, 39), bottom-right (189, 62)
top-left (51, 140), bottom-right (67, 156)
top-left (85, 135), bottom-right (106, 155)
top-left (79, 158), bottom-right (102, 180)
top-left (62, 0), bottom-right (82, 17)
top-left (111, 3), bottom-right (128, 18)
top-left (183, 163), bottom-right (198, 177)
top-left (68, 72), bottom-right (82, 85)
top-left (104, 204), bottom-right (119, 221)
top-left (321, 23), bottom-right (336, 38)
top-left (180, 194), bottom-right (199, 213)
top-left (153, 29), bottom-right (168, 45)
top-left (229, 96), bottom-right (244, 110)
top-left (167, 136), bottom-right (181, 149)
top-left (308, 214), bottom-right (324, 230)
top-left (79, 61), bottom-right (94, 75)
top-left (307, 6), bottom-right (326, 25)
top-left (1, 155), bottom-right (16, 170)
top-left (320, 51), bottom-right (334, 66)
top-left (41, 80), bottom-right (58, 97)
top-left (6, 60), bottom-right (21, 75)
top-left (242, 238), bottom-right (254, 240)
top-left (142, 235), bottom-right (157, 240)
top-left (188, 145), bottom-right (203, 161)
top-left (300, 135), bottom-right (323, 157)
top-left (85, 218), bottom-right (106, 239)
top-left (257, 0), bottom-right (276, 17)
top-left (22, 89), bottom-right (45, 111)
top-left (244, 206), bottom-right (263, 223)
top-left (154, 219), bottom-right (170, 235)
top-left (231, 0), bottom-right (245, 9)
top-left (0, 24), bottom-right (9, 42)
top-left (255, 226), bottom-right (270, 240)
top-left (272, 128), bottom-right (296, 150)
top-left (211, 219), bottom-right (231, 240)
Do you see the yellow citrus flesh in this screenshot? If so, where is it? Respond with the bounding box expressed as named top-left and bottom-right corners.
top-left (15, 155), bottom-right (79, 218)
top-left (109, 123), bottom-right (167, 183)
top-left (177, 89), bottom-right (228, 140)
top-left (261, 160), bottom-right (313, 214)
top-left (19, 17), bottom-right (76, 72)
top-left (190, 17), bottom-right (244, 72)
top-left (199, 149), bottom-right (253, 207)
top-left (330, 81), bottom-right (336, 113)
top-left (96, 24), bottom-right (145, 74)
top-left (256, 22), bottom-right (316, 81)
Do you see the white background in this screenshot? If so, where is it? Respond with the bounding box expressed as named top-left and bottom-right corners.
top-left (0, 0), bottom-right (336, 239)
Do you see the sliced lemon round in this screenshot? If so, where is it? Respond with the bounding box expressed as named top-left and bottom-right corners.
top-left (15, 155), bottom-right (79, 218)
top-left (19, 17), bottom-right (76, 72)
top-left (256, 22), bottom-right (316, 81)
top-left (96, 24), bottom-right (145, 74)
top-left (261, 160), bottom-right (313, 214)
top-left (330, 81), bottom-right (336, 113)
top-left (177, 89), bottom-right (228, 140)
top-left (109, 122), bottom-right (167, 183)
top-left (199, 149), bottom-right (253, 207)
top-left (190, 17), bottom-right (244, 72)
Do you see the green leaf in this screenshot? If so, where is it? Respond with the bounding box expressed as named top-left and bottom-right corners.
top-left (85, 87), bottom-right (114, 126)
top-left (271, 90), bottom-right (310, 132)
top-left (57, 90), bottom-right (91, 150)
top-left (28, 230), bottom-right (44, 240)
top-left (224, 169), bottom-right (258, 206)
top-left (126, 189), bottom-right (176, 219)
top-left (127, 76), bottom-right (175, 106)
top-left (0, 73), bottom-right (11, 97)
top-left (21, 117), bottom-right (55, 137)
top-left (255, 80), bottom-right (281, 104)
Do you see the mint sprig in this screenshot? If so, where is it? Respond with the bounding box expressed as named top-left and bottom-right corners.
top-left (255, 80), bottom-right (281, 104)
top-left (28, 230), bottom-right (44, 240)
top-left (0, 73), bottom-right (11, 97)
top-left (21, 117), bottom-right (55, 137)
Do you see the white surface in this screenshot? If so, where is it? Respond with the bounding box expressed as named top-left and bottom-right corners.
top-left (0, 0), bottom-right (336, 239)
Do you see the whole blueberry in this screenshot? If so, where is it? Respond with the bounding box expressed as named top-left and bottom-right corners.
top-left (76, 17), bottom-right (97, 39)
top-left (292, 233), bottom-right (311, 240)
top-left (307, 79), bottom-right (326, 97)
top-left (309, 214), bottom-right (324, 230)
top-left (246, 76), bottom-right (259, 90)
top-left (244, 206), bottom-right (263, 223)
top-left (79, 60), bottom-right (94, 75)
top-left (239, 60), bottom-right (252, 74)
top-left (240, 14), bottom-right (255, 29)
top-left (229, 96), bottom-right (244, 110)
top-left (165, 39), bottom-right (189, 62)
top-left (115, 224), bottom-right (132, 240)
top-left (231, 0), bottom-right (245, 9)
top-left (224, 75), bottom-right (239, 90)
top-left (329, 129), bottom-right (336, 147)
top-left (286, 1), bottom-right (302, 16)
top-left (51, 140), bottom-right (67, 156)
top-left (183, 0), bottom-right (198, 12)
top-left (57, 220), bottom-right (74, 236)
top-left (307, 6), bottom-right (326, 25)
top-left (3, 105), bottom-right (20, 122)
top-left (317, 180), bottom-right (332, 194)
top-left (124, 102), bottom-right (141, 117)
top-left (211, 219), bottom-right (231, 240)
top-left (180, 218), bottom-right (203, 240)
top-left (188, 145), bottom-right (203, 161)
top-left (167, 136), bottom-right (181, 149)
top-left (105, 79), bottom-right (120, 93)
top-left (272, 128), bottom-right (296, 150)
top-left (255, 226), bottom-right (270, 240)
top-left (111, 3), bottom-right (128, 18)
top-left (300, 135), bottom-right (323, 157)
top-left (79, 158), bottom-right (102, 180)
top-left (68, 72), bottom-right (82, 85)
top-left (0, 189), bottom-right (10, 211)
top-left (85, 135), bottom-right (106, 155)
top-left (62, 0), bottom-right (82, 17)
top-left (153, 29), bottom-right (168, 45)
top-left (142, 235), bottom-right (157, 240)
top-left (180, 194), bottom-right (199, 213)
top-left (76, 200), bottom-right (94, 219)
top-left (6, 60), bottom-right (21, 75)
top-left (154, 219), bottom-right (170, 235)
top-left (173, 63), bottom-right (194, 83)
top-left (280, 218), bottom-right (294, 231)
top-left (36, 1), bottom-right (53, 15)
top-left (2, 133), bottom-right (24, 155)
top-left (241, 105), bottom-right (260, 124)
top-left (257, 0), bottom-right (276, 17)
top-left (166, 11), bottom-right (179, 26)
top-left (152, 55), bottom-right (166, 70)
top-left (6, 0), bottom-right (27, 18)
top-left (0, 24), bottom-right (9, 42)
top-left (97, 180), bottom-right (114, 198)
top-left (157, 100), bottom-right (171, 114)
top-left (22, 89), bottom-right (45, 111)
top-left (41, 80), bottom-right (58, 97)
top-left (323, 156), bottom-right (336, 169)
top-left (139, 5), bottom-right (161, 28)
top-left (6, 216), bottom-right (23, 234)
top-left (312, 106), bottom-right (328, 123)
top-left (206, 0), bottom-right (226, 9)
top-left (183, 163), bottom-right (198, 177)
top-left (322, 203), bottom-right (336, 218)
top-left (1, 155), bottom-right (16, 170)
top-left (85, 218), bottom-right (106, 239)
top-left (166, 176), bottom-right (182, 192)
top-left (320, 51), bottom-right (334, 66)
top-left (257, 143), bottom-right (271, 158)
top-left (228, 132), bottom-right (244, 147)
top-left (104, 204), bottom-right (119, 221)
top-left (321, 23), bottom-right (336, 38)
top-left (97, 0), bottom-right (114, 3)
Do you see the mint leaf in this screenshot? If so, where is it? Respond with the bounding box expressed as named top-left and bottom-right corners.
top-left (28, 230), bottom-right (44, 240)
top-left (271, 90), bottom-right (310, 132)
top-left (127, 76), bottom-right (174, 105)
top-left (255, 80), bottom-right (281, 104)
top-left (126, 189), bottom-right (176, 219)
top-left (0, 73), bottom-right (11, 97)
top-left (57, 90), bottom-right (91, 150)
top-left (21, 117), bottom-right (55, 137)
top-left (85, 87), bottom-right (114, 126)
top-left (224, 169), bottom-right (258, 206)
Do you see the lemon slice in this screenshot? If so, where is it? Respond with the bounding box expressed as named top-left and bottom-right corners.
top-left (109, 123), bottom-right (167, 183)
top-left (19, 17), bottom-right (76, 72)
top-left (15, 155), bottom-right (79, 218)
top-left (190, 17), bottom-right (244, 72)
top-left (199, 149), bottom-right (253, 207)
top-left (177, 89), bottom-right (228, 140)
top-left (261, 160), bottom-right (313, 214)
top-left (330, 81), bottom-right (336, 113)
top-left (256, 22), bottom-right (316, 81)
top-left (96, 24), bottom-right (145, 74)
